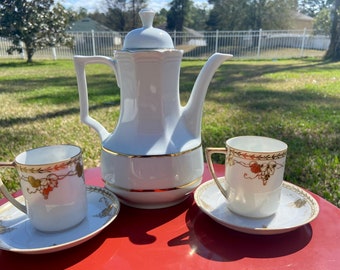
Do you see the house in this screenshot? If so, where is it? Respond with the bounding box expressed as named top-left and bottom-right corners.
top-left (183, 27), bottom-right (207, 46)
top-left (292, 12), bottom-right (314, 30)
top-left (68, 17), bottom-right (113, 32)
top-left (157, 23), bottom-right (207, 47)
top-left (68, 18), bottom-right (122, 56)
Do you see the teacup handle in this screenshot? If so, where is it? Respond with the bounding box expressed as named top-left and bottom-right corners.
top-left (0, 162), bottom-right (27, 213)
top-left (205, 147), bottom-right (230, 200)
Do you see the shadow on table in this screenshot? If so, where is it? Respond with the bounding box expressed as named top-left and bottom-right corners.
top-left (168, 203), bottom-right (313, 262)
top-left (0, 196), bottom-right (312, 267)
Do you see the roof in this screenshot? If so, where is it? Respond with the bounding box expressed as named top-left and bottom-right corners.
top-left (294, 12), bottom-right (314, 22)
top-left (68, 18), bottom-right (114, 32)
top-left (183, 27), bottom-right (204, 38)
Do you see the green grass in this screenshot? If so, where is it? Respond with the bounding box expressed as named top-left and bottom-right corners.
top-left (0, 58), bottom-right (339, 207)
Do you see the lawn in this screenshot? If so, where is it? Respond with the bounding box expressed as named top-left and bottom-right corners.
top-left (0, 58), bottom-right (339, 207)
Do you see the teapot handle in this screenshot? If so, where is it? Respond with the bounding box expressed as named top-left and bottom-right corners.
top-left (74, 56), bottom-right (119, 141)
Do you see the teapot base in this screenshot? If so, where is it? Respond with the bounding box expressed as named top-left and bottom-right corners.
top-left (120, 196), bottom-right (189, 209)
top-left (101, 146), bottom-right (204, 209)
top-left (105, 181), bottom-right (199, 209)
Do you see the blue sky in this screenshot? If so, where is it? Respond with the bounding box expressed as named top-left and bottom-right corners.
top-left (60, 0), bottom-right (211, 13)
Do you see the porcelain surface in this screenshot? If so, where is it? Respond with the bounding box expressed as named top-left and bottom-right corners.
top-left (206, 136), bottom-right (288, 218)
top-left (102, 146), bottom-right (203, 209)
top-left (123, 9), bottom-right (174, 50)
top-left (74, 9), bottom-right (232, 208)
top-left (0, 186), bottom-right (120, 254)
top-left (194, 178), bottom-right (319, 235)
top-left (0, 144), bottom-right (87, 232)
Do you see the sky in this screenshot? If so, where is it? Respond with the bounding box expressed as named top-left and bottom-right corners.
top-left (60, 0), bottom-right (211, 13)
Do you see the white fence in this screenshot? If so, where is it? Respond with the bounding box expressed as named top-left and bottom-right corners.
top-left (0, 29), bottom-right (330, 60)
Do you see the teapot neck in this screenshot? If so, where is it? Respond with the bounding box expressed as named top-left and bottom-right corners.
top-left (115, 49), bottom-right (182, 57)
top-left (115, 50), bottom-right (183, 119)
top-left (106, 49), bottom-right (200, 155)
top-left (114, 50), bottom-right (183, 108)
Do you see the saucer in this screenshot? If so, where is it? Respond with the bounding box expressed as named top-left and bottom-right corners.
top-left (0, 186), bottom-right (120, 254)
top-left (194, 178), bottom-right (319, 235)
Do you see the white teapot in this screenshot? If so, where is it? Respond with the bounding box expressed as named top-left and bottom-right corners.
top-left (74, 9), bottom-right (232, 208)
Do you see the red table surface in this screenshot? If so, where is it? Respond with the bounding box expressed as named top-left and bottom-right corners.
top-left (0, 164), bottom-right (339, 270)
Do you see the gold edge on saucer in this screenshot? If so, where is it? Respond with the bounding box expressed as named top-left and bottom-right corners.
top-left (194, 178), bottom-right (320, 235)
top-left (0, 186), bottom-right (120, 254)
top-left (281, 181), bottom-right (320, 223)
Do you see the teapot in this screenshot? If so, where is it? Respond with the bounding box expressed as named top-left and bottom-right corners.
top-left (74, 9), bottom-right (232, 208)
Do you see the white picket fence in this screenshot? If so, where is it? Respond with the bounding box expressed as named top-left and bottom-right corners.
top-left (0, 29), bottom-right (330, 60)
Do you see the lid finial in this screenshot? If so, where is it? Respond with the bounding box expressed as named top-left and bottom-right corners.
top-left (122, 8), bottom-right (174, 50)
top-left (139, 9), bottom-right (155, 28)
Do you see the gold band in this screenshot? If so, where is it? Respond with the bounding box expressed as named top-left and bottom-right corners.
top-left (229, 148), bottom-right (287, 161)
top-left (102, 144), bottom-right (202, 158)
top-left (105, 176), bottom-right (202, 193)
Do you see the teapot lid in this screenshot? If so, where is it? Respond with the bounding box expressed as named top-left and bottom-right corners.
top-left (123, 9), bottom-right (174, 50)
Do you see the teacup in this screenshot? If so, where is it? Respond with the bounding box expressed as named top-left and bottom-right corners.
top-left (205, 136), bottom-right (287, 218)
top-left (0, 145), bottom-right (87, 232)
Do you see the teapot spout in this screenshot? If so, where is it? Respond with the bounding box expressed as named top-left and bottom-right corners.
top-left (182, 53), bottom-right (233, 138)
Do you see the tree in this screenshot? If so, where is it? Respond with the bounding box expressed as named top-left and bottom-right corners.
top-left (154, 8), bottom-right (168, 27)
top-left (207, 0), bottom-right (249, 30)
top-left (299, 0), bottom-right (331, 17)
top-left (93, 8), bottom-right (127, 31)
top-left (207, 0), bottom-right (297, 30)
top-left (324, 0), bottom-right (340, 61)
top-left (0, 0), bottom-right (73, 62)
top-left (104, 0), bottom-right (148, 30)
top-left (186, 3), bottom-right (210, 30)
top-left (0, 0), bottom-right (75, 63)
top-left (167, 0), bottom-right (193, 31)
top-left (249, 0), bottom-right (298, 29)
top-left (313, 7), bottom-right (332, 34)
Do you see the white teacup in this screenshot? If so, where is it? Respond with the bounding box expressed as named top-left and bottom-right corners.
top-left (0, 145), bottom-right (87, 232)
top-left (206, 136), bottom-right (287, 218)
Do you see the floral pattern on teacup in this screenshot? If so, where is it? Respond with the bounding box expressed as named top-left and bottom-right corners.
top-left (243, 160), bottom-right (283, 185)
top-left (227, 149), bottom-right (286, 185)
top-left (21, 156), bottom-right (83, 200)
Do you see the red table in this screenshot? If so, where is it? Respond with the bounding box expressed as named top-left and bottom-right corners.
top-left (1, 164), bottom-right (339, 269)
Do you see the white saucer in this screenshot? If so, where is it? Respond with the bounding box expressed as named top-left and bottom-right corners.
top-left (0, 186), bottom-right (120, 254)
top-left (194, 178), bottom-right (319, 235)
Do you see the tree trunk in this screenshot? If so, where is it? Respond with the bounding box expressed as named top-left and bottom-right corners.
top-left (324, 0), bottom-right (340, 61)
top-left (25, 44), bottom-right (34, 63)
